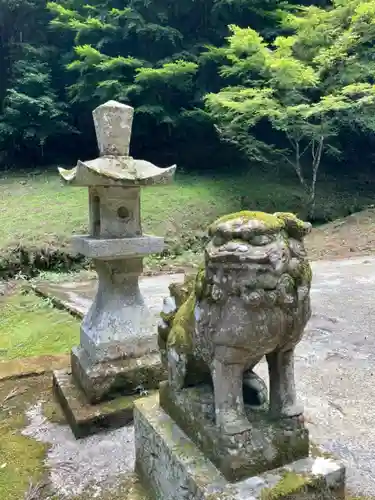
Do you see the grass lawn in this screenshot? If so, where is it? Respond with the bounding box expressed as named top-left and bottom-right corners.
top-left (1, 166), bottom-right (375, 360)
top-left (0, 289), bottom-right (79, 361)
top-left (1, 167), bottom-right (374, 276)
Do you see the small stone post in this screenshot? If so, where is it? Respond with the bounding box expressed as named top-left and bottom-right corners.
top-left (53, 100), bottom-right (176, 437)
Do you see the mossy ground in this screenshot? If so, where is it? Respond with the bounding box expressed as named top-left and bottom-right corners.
top-left (0, 375), bottom-right (152, 500)
top-left (1, 168), bottom-right (374, 277)
top-left (0, 286), bottom-right (79, 360)
top-left (0, 377), bottom-right (51, 500)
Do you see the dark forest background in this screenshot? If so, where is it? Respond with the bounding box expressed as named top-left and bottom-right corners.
top-left (1, 0), bottom-right (375, 186)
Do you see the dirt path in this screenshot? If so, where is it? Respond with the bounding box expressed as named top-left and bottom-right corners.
top-left (306, 208), bottom-right (375, 260)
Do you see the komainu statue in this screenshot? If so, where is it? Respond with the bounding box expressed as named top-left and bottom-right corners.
top-left (158, 211), bottom-right (312, 435)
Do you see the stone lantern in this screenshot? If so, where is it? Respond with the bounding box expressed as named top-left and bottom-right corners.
top-left (53, 100), bottom-right (176, 437)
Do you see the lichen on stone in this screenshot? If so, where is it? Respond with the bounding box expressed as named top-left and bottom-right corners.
top-left (295, 260), bottom-right (313, 285)
top-left (260, 471), bottom-right (312, 499)
top-left (161, 208), bottom-right (312, 438)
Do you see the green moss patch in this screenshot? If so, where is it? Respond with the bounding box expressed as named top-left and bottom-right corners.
top-left (0, 287), bottom-right (79, 361)
top-left (209, 211), bottom-right (311, 241)
top-left (167, 291), bottom-right (196, 354)
top-left (209, 211), bottom-right (285, 235)
top-left (0, 423), bottom-right (48, 500)
top-left (260, 471), bottom-right (312, 499)
top-left (0, 377), bottom-right (52, 500)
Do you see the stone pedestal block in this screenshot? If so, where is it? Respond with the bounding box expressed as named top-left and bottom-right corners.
top-left (78, 258), bottom-right (155, 364)
top-left (53, 369), bottom-right (157, 439)
top-left (71, 346), bottom-right (165, 403)
top-left (134, 394), bottom-right (346, 500)
top-left (159, 382), bottom-right (309, 482)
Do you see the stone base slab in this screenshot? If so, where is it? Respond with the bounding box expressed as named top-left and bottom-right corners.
top-left (159, 381), bottom-right (309, 482)
top-left (71, 234), bottom-right (164, 259)
top-left (53, 369), bottom-right (156, 439)
top-left (134, 394), bottom-right (346, 500)
top-left (71, 346), bottom-right (166, 403)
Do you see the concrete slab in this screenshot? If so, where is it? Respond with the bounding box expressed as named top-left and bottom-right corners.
top-left (29, 256), bottom-right (375, 496)
top-left (32, 273), bottom-right (184, 318)
top-left (53, 369), bottom-right (157, 439)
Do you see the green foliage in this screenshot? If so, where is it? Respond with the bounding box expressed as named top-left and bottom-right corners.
top-left (0, 45), bottom-right (72, 155)
top-left (43, 0), bottom-right (314, 164)
top-left (205, 3), bottom-right (375, 212)
top-left (0, 0), bottom-right (373, 172)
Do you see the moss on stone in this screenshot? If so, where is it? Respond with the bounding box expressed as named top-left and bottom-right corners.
top-left (167, 291), bottom-right (195, 354)
top-left (195, 265), bottom-right (206, 300)
top-left (42, 399), bottom-right (66, 425)
top-left (309, 442), bottom-right (334, 460)
top-left (260, 471), bottom-right (312, 499)
top-left (273, 212), bottom-right (306, 229)
top-left (160, 310), bottom-right (175, 324)
top-left (274, 212), bottom-right (311, 240)
top-left (209, 211), bottom-right (285, 235)
top-left (290, 260), bottom-right (313, 287)
top-left (169, 274), bottom-right (196, 308)
top-left (159, 382), bottom-right (309, 484)
top-left (98, 393), bottom-right (139, 413)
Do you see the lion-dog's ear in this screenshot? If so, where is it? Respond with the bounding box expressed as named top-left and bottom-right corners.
top-left (273, 212), bottom-right (312, 240)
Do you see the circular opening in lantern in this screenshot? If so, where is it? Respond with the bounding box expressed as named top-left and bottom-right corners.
top-left (117, 206), bottom-right (130, 219)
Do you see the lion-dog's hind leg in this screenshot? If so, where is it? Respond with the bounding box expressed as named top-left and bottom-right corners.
top-left (211, 349), bottom-right (252, 435)
top-left (167, 349), bottom-right (188, 391)
top-left (266, 349), bottom-right (303, 419)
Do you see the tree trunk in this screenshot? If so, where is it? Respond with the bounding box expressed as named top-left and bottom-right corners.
top-left (309, 136), bottom-right (324, 218)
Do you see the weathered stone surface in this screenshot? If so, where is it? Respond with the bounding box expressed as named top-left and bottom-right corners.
top-left (32, 273), bottom-right (184, 319)
top-left (93, 100), bottom-right (134, 157)
top-left (53, 369), bottom-right (156, 439)
top-left (158, 273), bottom-right (269, 405)
top-left (59, 157), bottom-right (176, 187)
top-left (136, 211), bottom-right (346, 498)
top-left (54, 100), bottom-right (177, 433)
top-left (134, 394), bottom-right (345, 500)
top-left (78, 259), bottom-right (160, 363)
top-left (159, 382), bottom-right (308, 482)
top-left (162, 211), bottom-right (312, 435)
top-left (58, 100), bottom-right (176, 188)
top-left (71, 347), bottom-right (166, 404)
top-left (71, 235), bottom-right (164, 259)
